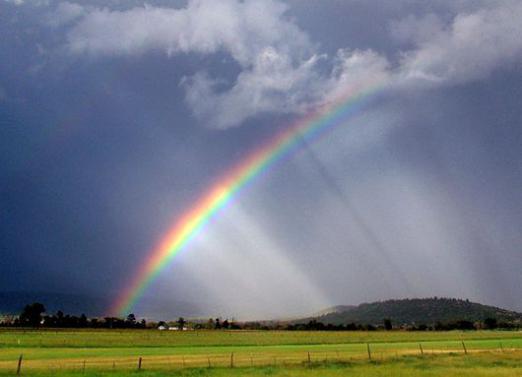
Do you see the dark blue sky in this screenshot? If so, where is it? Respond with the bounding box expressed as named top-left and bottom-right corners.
top-left (1, 0), bottom-right (521, 319)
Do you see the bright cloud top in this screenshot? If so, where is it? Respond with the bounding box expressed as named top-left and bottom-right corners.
top-left (395, 2), bottom-right (522, 83)
top-left (60, 0), bottom-right (522, 128)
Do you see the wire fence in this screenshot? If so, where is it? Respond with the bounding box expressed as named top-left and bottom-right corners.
top-left (4, 341), bottom-right (521, 375)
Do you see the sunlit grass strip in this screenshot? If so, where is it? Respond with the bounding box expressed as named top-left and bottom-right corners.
top-left (1, 329), bottom-right (521, 349)
top-left (0, 348), bottom-right (521, 375)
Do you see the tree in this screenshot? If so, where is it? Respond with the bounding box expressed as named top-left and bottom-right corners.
top-left (455, 320), bottom-right (474, 330)
top-left (126, 313), bottom-right (136, 327)
top-left (383, 318), bottom-right (392, 330)
top-left (79, 314), bottom-right (88, 327)
top-left (19, 303), bottom-right (46, 327)
top-left (104, 317), bottom-right (114, 329)
top-left (177, 317), bottom-right (186, 330)
top-left (56, 310), bottom-right (64, 327)
top-left (484, 317), bottom-right (497, 329)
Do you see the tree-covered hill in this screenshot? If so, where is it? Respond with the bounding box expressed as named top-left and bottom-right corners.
top-left (306, 298), bottom-right (522, 326)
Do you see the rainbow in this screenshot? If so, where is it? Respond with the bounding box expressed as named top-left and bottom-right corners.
top-left (112, 79), bottom-right (388, 316)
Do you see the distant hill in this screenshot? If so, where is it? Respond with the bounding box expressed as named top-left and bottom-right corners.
top-left (303, 298), bottom-right (522, 326)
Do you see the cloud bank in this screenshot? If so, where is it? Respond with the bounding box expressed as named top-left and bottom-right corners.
top-left (395, 3), bottom-right (522, 83)
top-left (40, 0), bottom-right (519, 129)
top-left (2, 0), bottom-right (522, 317)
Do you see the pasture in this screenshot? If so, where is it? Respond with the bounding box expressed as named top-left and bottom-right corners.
top-left (0, 329), bottom-right (520, 376)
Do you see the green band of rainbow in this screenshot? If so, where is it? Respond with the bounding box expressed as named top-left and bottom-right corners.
top-left (112, 79), bottom-right (387, 316)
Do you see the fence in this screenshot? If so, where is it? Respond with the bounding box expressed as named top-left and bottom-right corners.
top-left (5, 341), bottom-right (519, 375)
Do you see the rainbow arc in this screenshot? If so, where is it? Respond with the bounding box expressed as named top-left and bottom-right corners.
top-left (112, 79), bottom-right (387, 316)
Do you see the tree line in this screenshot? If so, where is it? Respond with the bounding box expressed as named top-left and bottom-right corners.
top-left (0, 303), bottom-right (147, 329)
top-left (0, 302), bottom-right (518, 330)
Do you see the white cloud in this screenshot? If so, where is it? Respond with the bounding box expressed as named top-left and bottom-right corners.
top-left (61, 0), bottom-right (522, 128)
top-left (397, 2), bottom-right (522, 83)
top-left (323, 49), bottom-right (392, 103)
top-left (182, 48), bottom-right (327, 129)
top-left (182, 47), bottom-right (393, 129)
top-left (3, 0), bottom-right (50, 7)
top-left (64, 0), bottom-right (323, 128)
top-left (66, 0), bottom-right (311, 67)
top-left (3, 0), bottom-right (25, 6)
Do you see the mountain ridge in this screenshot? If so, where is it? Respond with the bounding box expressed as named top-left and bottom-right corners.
top-left (299, 297), bottom-right (522, 326)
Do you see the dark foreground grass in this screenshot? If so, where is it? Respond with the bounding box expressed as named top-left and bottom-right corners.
top-left (2, 352), bottom-right (521, 377)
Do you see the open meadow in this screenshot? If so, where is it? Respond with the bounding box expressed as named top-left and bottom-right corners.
top-left (0, 329), bottom-right (520, 376)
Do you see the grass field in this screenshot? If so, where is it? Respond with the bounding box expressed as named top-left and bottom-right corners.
top-left (0, 329), bottom-right (520, 376)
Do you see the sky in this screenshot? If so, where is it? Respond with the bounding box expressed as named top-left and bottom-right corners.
top-left (1, 0), bottom-right (521, 320)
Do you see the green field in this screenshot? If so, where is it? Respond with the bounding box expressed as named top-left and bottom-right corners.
top-left (0, 329), bottom-right (520, 376)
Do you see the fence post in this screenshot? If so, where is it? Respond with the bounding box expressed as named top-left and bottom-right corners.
top-left (16, 354), bottom-right (23, 376)
top-left (419, 343), bottom-right (424, 355)
top-left (207, 356), bottom-right (211, 368)
top-left (82, 360), bottom-right (86, 373)
top-left (230, 352), bottom-right (234, 368)
top-left (138, 357), bottom-right (142, 370)
top-left (307, 351), bottom-right (311, 366)
top-left (461, 341), bottom-right (467, 355)
top-left (367, 343), bottom-right (372, 361)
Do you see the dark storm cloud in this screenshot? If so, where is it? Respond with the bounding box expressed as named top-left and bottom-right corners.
top-left (1, 0), bottom-right (521, 318)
